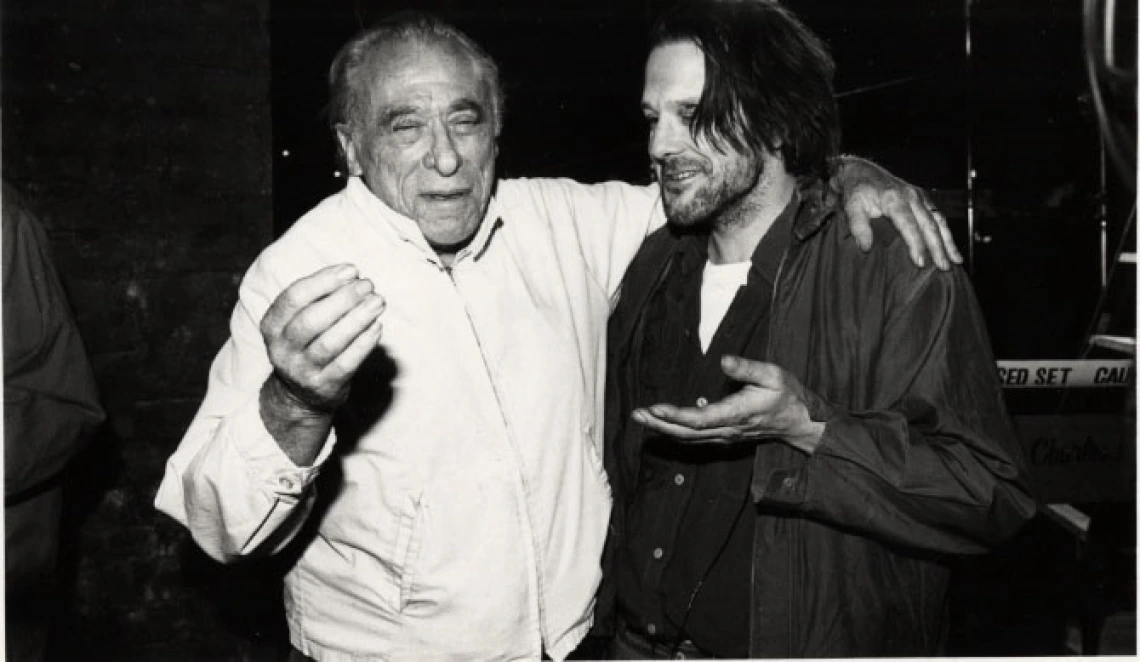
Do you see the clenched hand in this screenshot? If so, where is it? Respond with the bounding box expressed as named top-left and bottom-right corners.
top-left (259, 263), bottom-right (386, 465)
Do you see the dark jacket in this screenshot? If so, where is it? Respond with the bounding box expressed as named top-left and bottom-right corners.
top-left (3, 183), bottom-right (104, 501)
top-left (600, 182), bottom-right (1036, 657)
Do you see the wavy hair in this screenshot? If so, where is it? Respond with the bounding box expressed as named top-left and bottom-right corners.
top-left (650, 0), bottom-right (839, 180)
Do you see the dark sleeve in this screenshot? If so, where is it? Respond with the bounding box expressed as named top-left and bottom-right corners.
top-left (3, 187), bottom-right (105, 498)
top-left (754, 266), bottom-right (1036, 555)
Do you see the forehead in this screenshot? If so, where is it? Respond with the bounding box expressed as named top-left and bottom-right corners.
top-left (643, 40), bottom-right (705, 104)
top-left (359, 37), bottom-right (491, 113)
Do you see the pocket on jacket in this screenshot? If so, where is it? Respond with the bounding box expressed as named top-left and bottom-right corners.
top-left (387, 490), bottom-right (426, 613)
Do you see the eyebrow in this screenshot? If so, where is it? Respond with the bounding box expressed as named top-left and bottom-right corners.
top-left (377, 99), bottom-right (487, 125)
top-left (378, 105), bottom-right (422, 126)
top-left (640, 99), bottom-right (700, 114)
top-left (449, 98), bottom-right (487, 116)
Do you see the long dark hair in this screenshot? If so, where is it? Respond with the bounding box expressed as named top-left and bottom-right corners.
top-left (650, 0), bottom-right (839, 181)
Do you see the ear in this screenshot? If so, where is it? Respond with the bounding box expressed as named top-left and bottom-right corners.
top-left (335, 123), bottom-right (364, 176)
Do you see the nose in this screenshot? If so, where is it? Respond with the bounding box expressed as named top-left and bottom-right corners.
top-left (423, 122), bottom-right (462, 176)
top-left (649, 117), bottom-right (686, 163)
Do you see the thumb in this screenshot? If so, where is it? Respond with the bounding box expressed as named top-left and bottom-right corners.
top-left (721, 355), bottom-right (782, 388)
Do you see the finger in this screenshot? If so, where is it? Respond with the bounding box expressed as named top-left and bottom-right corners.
top-left (306, 293), bottom-right (387, 365)
top-left (631, 410), bottom-right (740, 443)
top-left (720, 355), bottom-right (782, 388)
top-left (321, 315), bottom-right (385, 385)
top-left (641, 398), bottom-right (743, 430)
top-left (881, 191), bottom-right (926, 268)
top-left (931, 206), bottom-right (964, 264)
top-left (283, 278), bottom-right (376, 348)
top-left (908, 192), bottom-right (949, 271)
top-left (263, 264), bottom-right (359, 336)
top-left (844, 195), bottom-right (875, 252)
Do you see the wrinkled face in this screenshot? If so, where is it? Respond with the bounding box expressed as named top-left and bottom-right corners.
top-left (337, 38), bottom-right (499, 252)
top-left (642, 40), bottom-right (761, 227)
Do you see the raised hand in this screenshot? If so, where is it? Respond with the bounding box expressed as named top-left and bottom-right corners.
top-left (631, 355), bottom-right (825, 455)
top-left (258, 263), bottom-right (386, 465)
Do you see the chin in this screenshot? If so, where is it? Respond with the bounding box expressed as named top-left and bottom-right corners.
top-left (424, 221), bottom-right (481, 248)
top-left (664, 202), bottom-right (709, 228)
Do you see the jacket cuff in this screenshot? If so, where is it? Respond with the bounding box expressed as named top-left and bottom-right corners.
top-left (751, 396), bottom-right (842, 507)
top-left (227, 393), bottom-right (336, 499)
top-left (752, 467), bottom-right (808, 508)
top-left (800, 386), bottom-right (836, 424)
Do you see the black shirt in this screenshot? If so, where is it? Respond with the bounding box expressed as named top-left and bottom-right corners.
top-left (614, 198), bottom-right (796, 658)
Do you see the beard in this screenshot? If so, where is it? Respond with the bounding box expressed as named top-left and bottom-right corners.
top-left (659, 155), bottom-right (763, 229)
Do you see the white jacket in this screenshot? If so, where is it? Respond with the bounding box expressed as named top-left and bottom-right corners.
top-left (155, 176), bottom-right (662, 661)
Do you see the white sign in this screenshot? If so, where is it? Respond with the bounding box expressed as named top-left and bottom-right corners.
top-left (996, 360), bottom-right (1133, 388)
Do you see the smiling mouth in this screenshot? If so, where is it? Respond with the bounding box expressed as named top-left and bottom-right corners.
top-left (662, 169), bottom-right (700, 183)
top-left (659, 168), bottom-right (702, 192)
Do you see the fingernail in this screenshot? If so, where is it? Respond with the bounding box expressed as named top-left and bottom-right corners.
top-left (632, 410), bottom-right (646, 423)
top-left (355, 279), bottom-right (373, 294)
top-left (338, 264), bottom-right (358, 279)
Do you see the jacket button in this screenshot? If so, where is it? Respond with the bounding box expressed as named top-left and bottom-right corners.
top-left (782, 476), bottom-right (796, 490)
top-left (696, 397), bottom-right (708, 407)
top-left (653, 547), bottom-right (664, 559)
top-left (673, 473), bottom-right (685, 486)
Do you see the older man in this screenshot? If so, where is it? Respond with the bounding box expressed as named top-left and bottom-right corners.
top-left (600, 1), bottom-right (1035, 658)
top-left (156, 12), bottom-right (958, 661)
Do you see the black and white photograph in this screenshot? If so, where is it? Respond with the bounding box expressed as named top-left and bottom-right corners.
top-left (2, 0), bottom-right (1135, 659)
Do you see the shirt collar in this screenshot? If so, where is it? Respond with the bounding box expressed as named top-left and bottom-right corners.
top-left (791, 177), bottom-right (842, 241)
top-left (345, 176), bottom-right (505, 265)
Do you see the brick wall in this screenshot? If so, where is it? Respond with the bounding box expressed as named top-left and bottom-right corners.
top-left (3, 1), bottom-right (280, 658)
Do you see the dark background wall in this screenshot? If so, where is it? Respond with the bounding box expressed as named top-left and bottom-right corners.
top-left (3, 0), bottom-right (283, 658)
top-left (2, 0), bottom-right (1133, 659)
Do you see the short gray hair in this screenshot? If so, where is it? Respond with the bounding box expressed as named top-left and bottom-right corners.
top-left (327, 11), bottom-right (505, 137)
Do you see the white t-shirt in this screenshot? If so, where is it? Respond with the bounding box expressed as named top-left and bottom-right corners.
top-left (699, 260), bottom-right (752, 352)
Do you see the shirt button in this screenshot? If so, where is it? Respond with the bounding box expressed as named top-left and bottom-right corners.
top-left (674, 473), bottom-right (685, 486)
top-left (782, 476), bottom-right (796, 490)
top-left (653, 547), bottom-right (664, 559)
top-left (647, 623), bottom-right (657, 636)
top-left (696, 397), bottom-right (709, 408)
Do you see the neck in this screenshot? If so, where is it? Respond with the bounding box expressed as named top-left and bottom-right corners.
top-left (707, 158), bottom-right (795, 265)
